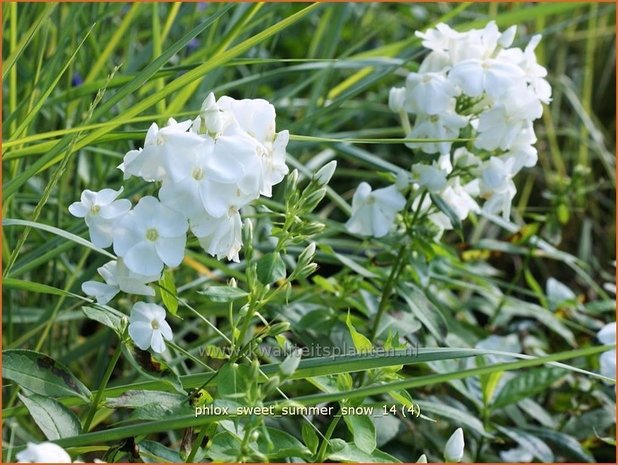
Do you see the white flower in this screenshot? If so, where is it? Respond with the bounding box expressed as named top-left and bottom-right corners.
top-left (113, 196), bottom-right (188, 275)
top-left (128, 302), bottom-right (173, 353)
top-left (405, 72), bottom-right (457, 115)
top-left (448, 57), bottom-right (524, 99)
top-left (444, 428), bottom-right (465, 462)
top-left (479, 157), bottom-right (517, 219)
top-left (16, 442), bottom-right (71, 463)
top-left (345, 182), bottom-right (406, 238)
top-left (120, 118), bottom-right (202, 182)
top-left (82, 259), bottom-right (159, 304)
top-left (474, 84), bottom-right (542, 151)
top-left (413, 163), bottom-right (448, 193)
top-left (597, 322), bottom-right (616, 379)
top-left (504, 143), bottom-right (538, 174)
top-left (68, 188), bottom-right (131, 248)
top-left (216, 95), bottom-right (289, 197)
top-left (441, 178), bottom-right (480, 221)
top-left (190, 208), bottom-right (243, 262)
top-left (406, 110), bottom-right (468, 154)
top-left (159, 136), bottom-right (259, 218)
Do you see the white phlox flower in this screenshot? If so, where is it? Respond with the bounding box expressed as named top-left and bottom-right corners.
top-left (120, 118), bottom-right (202, 182)
top-left (448, 57), bottom-right (524, 99)
top-left (82, 259), bottom-right (159, 304)
top-left (345, 182), bottom-right (406, 238)
top-left (128, 302), bottom-right (173, 353)
top-left (405, 71), bottom-right (457, 115)
top-left (190, 207), bottom-right (243, 262)
top-left (113, 196), bottom-right (188, 275)
top-left (68, 188), bottom-right (131, 248)
top-left (406, 110), bottom-right (468, 154)
top-left (597, 322), bottom-right (616, 380)
top-left (215, 95), bottom-right (290, 197)
top-left (413, 163), bottom-right (448, 193)
top-left (16, 442), bottom-right (71, 463)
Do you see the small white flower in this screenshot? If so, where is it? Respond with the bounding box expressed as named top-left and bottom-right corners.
top-left (68, 188), bottom-right (131, 248)
top-left (345, 182), bottom-right (406, 238)
top-left (405, 72), bottom-right (457, 115)
top-left (213, 95), bottom-right (289, 197)
top-left (113, 196), bottom-right (188, 275)
top-left (444, 428), bottom-right (465, 462)
top-left (159, 136), bottom-right (258, 218)
top-left (413, 163), bottom-right (448, 193)
top-left (406, 110), bottom-right (468, 154)
top-left (448, 57), bottom-right (524, 99)
top-left (120, 118), bottom-right (202, 182)
top-left (16, 442), bottom-right (71, 463)
top-left (190, 208), bottom-right (243, 262)
top-left (475, 84), bottom-right (542, 151)
top-left (441, 178), bottom-right (480, 222)
top-left (597, 322), bottom-right (616, 380)
top-left (479, 157), bottom-right (517, 219)
top-left (82, 259), bottom-right (159, 304)
top-left (128, 302), bottom-right (173, 353)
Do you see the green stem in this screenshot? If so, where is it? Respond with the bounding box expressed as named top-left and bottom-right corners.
top-left (82, 343), bottom-right (122, 432)
top-left (315, 411), bottom-right (341, 462)
top-left (369, 243), bottom-right (407, 342)
top-left (186, 426), bottom-right (207, 462)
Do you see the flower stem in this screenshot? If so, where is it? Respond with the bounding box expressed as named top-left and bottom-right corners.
top-left (83, 343), bottom-right (122, 432)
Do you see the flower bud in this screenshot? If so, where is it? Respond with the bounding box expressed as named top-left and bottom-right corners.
top-left (444, 428), bottom-right (465, 462)
top-left (200, 92), bottom-right (224, 136)
top-left (389, 87), bottom-right (406, 113)
top-left (302, 187), bottom-right (327, 212)
top-left (279, 348), bottom-right (302, 376)
top-left (498, 25), bottom-right (517, 48)
top-left (298, 242), bottom-right (316, 265)
top-left (315, 161), bottom-right (337, 185)
top-left (416, 454), bottom-right (428, 463)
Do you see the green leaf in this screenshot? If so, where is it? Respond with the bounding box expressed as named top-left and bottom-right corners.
top-left (3, 278), bottom-right (87, 300)
top-left (18, 392), bottom-right (81, 440)
top-left (105, 390), bottom-right (186, 410)
top-left (492, 367), bottom-right (566, 410)
top-left (159, 268), bottom-right (178, 316)
top-left (2, 219), bottom-right (115, 263)
top-left (200, 286), bottom-right (249, 302)
top-left (430, 192), bottom-right (462, 233)
top-left (256, 428), bottom-right (312, 459)
top-left (343, 412), bottom-right (376, 454)
top-left (122, 345), bottom-right (185, 395)
top-left (398, 283), bottom-right (447, 342)
top-left (302, 422), bottom-right (319, 454)
top-left (327, 439), bottom-right (399, 463)
top-left (2, 350), bottom-right (91, 401)
top-left (256, 251), bottom-right (286, 284)
top-left (345, 311), bottom-right (373, 352)
top-left (208, 431), bottom-right (242, 461)
top-left (82, 305), bottom-right (125, 336)
top-left (521, 427), bottom-right (594, 463)
top-left (416, 400), bottom-right (492, 438)
top-left (497, 426), bottom-right (554, 463)
top-left (139, 440), bottom-right (183, 463)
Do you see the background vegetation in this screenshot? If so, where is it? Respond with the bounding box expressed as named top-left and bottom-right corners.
top-left (2, 2), bottom-right (616, 463)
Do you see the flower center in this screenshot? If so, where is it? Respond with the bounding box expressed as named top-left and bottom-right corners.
top-left (192, 167), bottom-right (204, 180)
top-left (422, 74), bottom-right (432, 84)
top-left (90, 205), bottom-right (101, 215)
top-left (156, 133), bottom-right (166, 145)
top-left (146, 228), bottom-right (159, 241)
top-left (429, 115), bottom-right (440, 123)
top-left (151, 319), bottom-right (160, 330)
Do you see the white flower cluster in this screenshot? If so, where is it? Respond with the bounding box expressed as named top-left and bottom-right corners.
top-left (346, 22), bottom-right (550, 238)
top-left (71, 93), bottom-right (289, 305)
